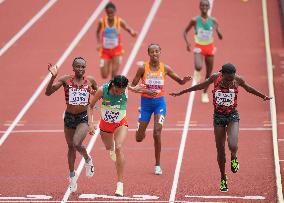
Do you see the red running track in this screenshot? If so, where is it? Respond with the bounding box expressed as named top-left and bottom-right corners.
top-left (0, 0), bottom-right (283, 202)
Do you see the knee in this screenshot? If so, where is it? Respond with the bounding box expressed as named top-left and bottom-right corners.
top-left (115, 144), bottom-right (122, 153)
top-left (153, 126), bottom-right (162, 137)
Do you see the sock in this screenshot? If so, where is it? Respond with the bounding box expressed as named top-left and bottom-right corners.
top-left (70, 171), bottom-right (76, 178)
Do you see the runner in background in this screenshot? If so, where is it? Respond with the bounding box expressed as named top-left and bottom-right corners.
top-left (96, 2), bottom-right (137, 79)
top-left (183, 0), bottom-right (223, 103)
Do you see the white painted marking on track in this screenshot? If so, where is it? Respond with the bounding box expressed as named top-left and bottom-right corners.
top-left (0, 0), bottom-right (5, 4)
top-left (0, 0), bottom-right (57, 56)
top-left (262, 0), bottom-right (284, 202)
top-left (121, 0), bottom-right (161, 76)
top-left (169, 1), bottom-right (214, 202)
top-left (79, 194), bottom-right (159, 200)
top-left (185, 195), bottom-right (265, 200)
top-left (0, 127), bottom-right (272, 134)
top-left (0, 0), bottom-right (107, 146)
top-left (61, 1), bottom-right (161, 202)
top-left (0, 195), bottom-right (52, 200)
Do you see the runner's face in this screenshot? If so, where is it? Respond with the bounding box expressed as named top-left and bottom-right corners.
top-left (73, 59), bottom-right (86, 77)
top-left (148, 46), bottom-right (161, 62)
top-left (112, 86), bottom-right (126, 95)
top-left (106, 8), bottom-right (115, 20)
top-left (223, 73), bottom-right (235, 82)
top-left (200, 0), bottom-right (210, 14)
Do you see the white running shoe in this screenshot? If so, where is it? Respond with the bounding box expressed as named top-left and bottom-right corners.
top-left (85, 157), bottom-right (95, 177)
top-left (154, 166), bottom-right (163, 175)
top-left (69, 172), bottom-right (78, 193)
top-left (115, 182), bottom-right (124, 197)
top-left (201, 92), bottom-right (209, 103)
top-left (193, 70), bottom-right (201, 83)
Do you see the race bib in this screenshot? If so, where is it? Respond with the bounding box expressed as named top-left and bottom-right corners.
top-left (103, 37), bottom-right (118, 49)
top-left (214, 89), bottom-right (235, 107)
top-left (197, 28), bottom-right (213, 41)
top-left (69, 88), bottom-right (89, 106)
top-left (101, 108), bottom-right (126, 123)
top-left (145, 77), bottom-right (164, 90)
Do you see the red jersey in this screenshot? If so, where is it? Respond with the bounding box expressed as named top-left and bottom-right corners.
top-left (64, 76), bottom-right (92, 106)
top-left (212, 74), bottom-right (238, 114)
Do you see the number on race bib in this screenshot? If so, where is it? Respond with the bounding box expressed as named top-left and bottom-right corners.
top-left (215, 90), bottom-right (235, 107)
top-left (69, 88), bottom-right (89, 106)
top-left (103, 110), bottom-right (121, 123)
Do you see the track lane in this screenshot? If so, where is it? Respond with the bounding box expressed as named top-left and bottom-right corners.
top-left (0, 0), bottom-right (102, 132)
top-left (0, 0), bottom-right (48, 47)
top-left (175, 0), bottom-right (277, 202)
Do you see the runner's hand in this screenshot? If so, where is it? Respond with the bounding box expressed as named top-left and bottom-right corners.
top-left (88, 121), bottom-right (95, 135)
top-left (263, 96), bottom-right (272, 101)
top-left (169, 92), bottom-right (182, 97)
top-left (145, 89), bottom-right (159, 97)
top-left (48, 63), bottom-right (58, 77)
top-left (182, 76), bottom-right (192, 84)
top-left (217, 32), bottom-right (223, 40)
top-left (96, 44), bottom-right (101, 52)
top-left (130, 30), bottom-right (137, 37)
top-left (131, 84), bottom-right (147, 93)
top-left (186, 44), bottom-right (191, 52)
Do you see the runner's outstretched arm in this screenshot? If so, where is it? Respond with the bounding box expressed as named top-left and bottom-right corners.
top-left (170, 73), bottom-right (218, 97)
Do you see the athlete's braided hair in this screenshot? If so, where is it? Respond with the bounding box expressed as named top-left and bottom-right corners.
top-left (147, 43), bottom-right (161, 53)
top-left (105, 2), bottom-right (116, 11)
top-left (72, 57), bottom-right (86, 67)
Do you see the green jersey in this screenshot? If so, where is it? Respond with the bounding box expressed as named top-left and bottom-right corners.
top-left (101, 82), bottom-right (128, 123)
top-left (194, 16), bottom-right (214, 45)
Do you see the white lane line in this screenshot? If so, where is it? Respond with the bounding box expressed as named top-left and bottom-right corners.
top-left (0, 127), bottom-right (272, 134)
top-left (262, 0), bottom-right (284, 202)
top-left (169, 1), bottom-right (214, 202)
top-left (0, 0), bottom-right (108, 146)
top-left (168, 80), bottom-right (196, 203)
top-left (0, 0), bottom-right (57, 56)
top-left (0, 201), bottom-right (224, 203)
top-left (60, 0), bottom-right (162, 202)
top-left (185, 195), bottom-right (265, 200)
top-left (0, 0), bottom-right (5, 4)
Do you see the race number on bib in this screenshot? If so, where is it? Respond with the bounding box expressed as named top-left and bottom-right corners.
top-left (197, 28), bottom-right (213, 41)
top-left (103, 37), bottom-right (118, 49)
top-left (215, 90), bottom-right (235, 107)
top-left (145, 78), bottom-right (164, 90)
top-left (69, 88), bottom-right (89, 106)
top-left (102, 109), bottom-right (123, 123)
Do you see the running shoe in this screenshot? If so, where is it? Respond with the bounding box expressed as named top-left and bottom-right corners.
top-left (201, 92), bottom-right (209, 103)
top-left (85, 157), bottom-right (95, 177)
top-left (220, 176), bottom-right (228, 192)
top-left (231, 157), bottom-right (239, 173)
top-left (115, 182), bottom-right (124, 197)
top-left (154, 165), bottom-right (163, 175)
top-left (193, 70), bottom-right (201, 82)
top-left (69, 171), bottom-right (78, 193)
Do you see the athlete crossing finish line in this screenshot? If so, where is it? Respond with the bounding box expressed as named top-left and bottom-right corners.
top-left (130, 44), bottom-right (191, 175)
top-left (88, 75), bottom-right (145, 197)
top-left (45, 57), bottom-right (97, 193)
top-left (170, 63), bottom-right (272, 192)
